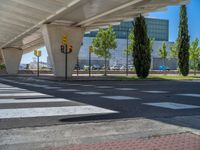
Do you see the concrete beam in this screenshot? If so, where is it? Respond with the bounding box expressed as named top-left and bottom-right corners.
top-left (42, 24), bottom-right (85, 77)
top-left (1, 48), bottom-right (23, 74)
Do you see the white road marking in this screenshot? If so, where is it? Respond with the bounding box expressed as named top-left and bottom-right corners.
top-left (81, 85), bottom-right (94, 87)
top-left (143, 102), bottom-right (200, 110)
top-left (75, 92), bottom-right (103, 95)
top-left (96, 86), bottom-right (113, 89)
top-left (58, 89), bottom-right (79, 92)
top-left (0, 93), bottom-right (50, 97)
top-left (102, 96), bottom-right (139, 100)
top-left (0, 106), bottom-right (118, 119)
top-left (0, 87), bottom-right (23, 90)
top-left (43, 87), bottom-right (60, 89)
top-left (142, 91), bottom-right (169, 94)
top-left (0, 98), bottom-right (70, 104)
top-left (115, 88), bottom-right (137, 91)
top-left (177, 94), bottom-right (200, 98)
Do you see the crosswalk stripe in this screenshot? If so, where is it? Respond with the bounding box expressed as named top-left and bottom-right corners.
top-left (0, 93), bottom-right (51, 97)
top-left (0, 87), bottom-right (23, 90)
top-left (0, 98), bottom-right (70, 104)
top-left (0, 106), bottom-right (118, 119)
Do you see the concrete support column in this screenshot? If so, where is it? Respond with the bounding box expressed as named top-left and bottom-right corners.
top-left (0, 50), bottom-right (3, 64)
top-left (1, 48), bottom-right (23, 75)
top-left (42, 24), bottom-right (85, 77)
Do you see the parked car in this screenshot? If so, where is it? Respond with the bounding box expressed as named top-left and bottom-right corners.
top-left (110, 65), bottom-right (122, 70)
top-left (159, 65), bottom-right (170, 71)
top-left (120, 65), bottom-right (126, 70)
top-left (92, 64), bottom-right (101, 70)
top-left (83, 65), bottom-right (92, 71)
top-left (128, 65), bottom-right (134, 70)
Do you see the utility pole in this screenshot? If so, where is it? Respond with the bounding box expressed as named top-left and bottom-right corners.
top-left (126, 30), bottom-right (129, 76)
top-left (88, 46), bottom-right (93, 77)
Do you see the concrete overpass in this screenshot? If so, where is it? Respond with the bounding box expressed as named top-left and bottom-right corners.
top-left (0, 0), bottom-right (188, 77)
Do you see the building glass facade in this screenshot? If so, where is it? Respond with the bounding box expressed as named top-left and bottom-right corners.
top-left (84, 18), bottom-right (169, 41)
top-left (79, 18), bottom-right (175, 70)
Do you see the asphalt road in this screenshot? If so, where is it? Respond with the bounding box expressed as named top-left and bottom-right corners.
top-left (0, 77), bottom-right (199, 130)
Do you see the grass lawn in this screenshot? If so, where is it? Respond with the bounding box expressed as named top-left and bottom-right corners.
top-left (114, 75), bottom-right (200, 81)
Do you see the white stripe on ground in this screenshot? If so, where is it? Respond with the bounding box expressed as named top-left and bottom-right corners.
top-left (143, 102), bottom-right (200, 110)
top-left (75, 92), bottom-right (103, 95)
top-left (177, 94), bottom-right (200, 98)
top-left (0, 87), bottom-right (23, 90)
top-left (57, 89), bottom-right (80, 92)
top-left (115, 88), bottom-right (137, 91)
top-left (43, 87), bottom-right (60, 89)
top-left (0, 106), bottom-right (118, 119)
top-left (142, 91), bottom-right (169, 94)
top-left (0, 98), bottom-right (70, 104)
top-left (102, 96), bottom-right (140, 100)
top-left (0, 93), bottom-right (50, 97)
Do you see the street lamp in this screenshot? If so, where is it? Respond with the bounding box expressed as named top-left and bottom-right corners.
top-left (88, 45), bottom-right (93, 77)
top-left (60, 35), bottom-right (73, 80)
top-left (34, 49), bottom-right (41, 77)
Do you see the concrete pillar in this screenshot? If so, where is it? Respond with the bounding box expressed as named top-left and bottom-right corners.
top-left (0, 50), bottom-right (3, 64)
top-left (42, 24), bottom-right (85, 77)
top-left (1, 48), bottom-right (23, 75)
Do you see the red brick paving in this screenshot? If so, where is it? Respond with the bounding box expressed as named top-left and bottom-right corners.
top-left (41, 133), bottom-right (200, 150)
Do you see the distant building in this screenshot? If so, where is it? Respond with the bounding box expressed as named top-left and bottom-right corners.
top-left (79, 18), bottom-right (176, 70)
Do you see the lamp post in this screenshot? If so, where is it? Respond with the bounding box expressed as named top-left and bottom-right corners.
top-left (60, 35), bottom-right (73, 80)
top-left (34, 49), bottom-right (41, 77)
top-left (88, 46), bottom-right (93, 77)
top-left (126, 30), bottom-right (129, 76)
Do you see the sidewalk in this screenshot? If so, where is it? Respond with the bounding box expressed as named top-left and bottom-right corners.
top-left (40, 133), bottom-right (200, 150)
top-left (1, 117), bottom-right (199, 150)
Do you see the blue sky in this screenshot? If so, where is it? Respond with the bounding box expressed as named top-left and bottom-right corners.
top-left (21, 0), bottom-right (199, 64)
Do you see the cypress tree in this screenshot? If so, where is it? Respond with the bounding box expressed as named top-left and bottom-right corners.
top-left (178, 5), bottom-right (190, 76)
top-left (133, 15), bottom-right (151, 78)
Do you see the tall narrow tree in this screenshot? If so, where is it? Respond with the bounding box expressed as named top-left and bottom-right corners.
top-left (133, 15), bottom-right (151, 78)
top-left (178, 5), bottom-right (190, 76)
top-left (159, 42), bottom-right (168, 67)
top-left (189, 38), bottom-right (200, 75)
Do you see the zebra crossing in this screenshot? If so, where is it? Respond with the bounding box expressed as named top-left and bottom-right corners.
top-left (0, 77), bottom-right (199, 124)
top-left (0, 81), bottom-right (117, 120)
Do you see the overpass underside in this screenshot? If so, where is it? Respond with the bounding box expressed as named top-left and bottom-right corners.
top-left (0, 0), bottom-right (189, 77)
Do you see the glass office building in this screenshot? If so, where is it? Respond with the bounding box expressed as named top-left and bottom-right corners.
top-left (85, 18), bottom-right (169, 41)
top-left (79, 18), bottom-right (176, 70)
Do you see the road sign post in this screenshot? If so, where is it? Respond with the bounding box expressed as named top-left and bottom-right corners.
top-left (61, 35), bottom-right (73, 80)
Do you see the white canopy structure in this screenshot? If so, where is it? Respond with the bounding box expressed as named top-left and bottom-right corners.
top-left (0, 0), bottom-right (189, 76)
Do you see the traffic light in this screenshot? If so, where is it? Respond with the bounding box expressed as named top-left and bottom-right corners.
top-left (69, 45), bottom-right (73, 53)
top-left (37, 50), bottom-right (41, 57)
top-left (61, 45), bottom-right (65, 53)
top-left (89, 46), bottom-right (93, 53)
top-left (34, 50), bottom-right (37, 56)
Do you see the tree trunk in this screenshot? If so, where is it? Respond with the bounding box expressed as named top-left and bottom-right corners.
top-left (104, 57), bottom-right (107, 76)
top-left (194, 60), bottom-right (196, 76)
